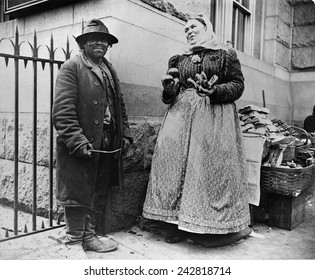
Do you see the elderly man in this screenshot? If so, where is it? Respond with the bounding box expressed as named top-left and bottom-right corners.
top-left (52, 19), bottom-right (132, 253)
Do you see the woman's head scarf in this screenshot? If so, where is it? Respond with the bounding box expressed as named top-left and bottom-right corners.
top-left (184, 14), bottom-right (228, 54)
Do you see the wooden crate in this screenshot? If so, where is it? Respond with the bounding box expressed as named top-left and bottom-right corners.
top-left (267, 190), bottom-right (308, 230)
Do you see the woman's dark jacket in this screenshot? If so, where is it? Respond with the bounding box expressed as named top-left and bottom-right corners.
top-left (52, 52), bottom-right (132, 207)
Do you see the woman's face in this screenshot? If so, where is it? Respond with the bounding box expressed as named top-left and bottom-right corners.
top-left (185, 19), bottom-right (207, 45)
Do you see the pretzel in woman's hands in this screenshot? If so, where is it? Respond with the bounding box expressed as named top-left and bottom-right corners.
top-left (187, 72), bottom-right (218, 97)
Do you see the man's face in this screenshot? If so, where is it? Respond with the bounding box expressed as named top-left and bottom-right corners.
top-left (83, 34), bottom-right (110, 61)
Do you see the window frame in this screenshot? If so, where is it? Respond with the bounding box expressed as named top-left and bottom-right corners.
top-left (210, 0), bottom-right (256, 55)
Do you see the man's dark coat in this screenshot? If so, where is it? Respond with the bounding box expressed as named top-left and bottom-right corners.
top-left (52, 52), bottom-right (131, 207)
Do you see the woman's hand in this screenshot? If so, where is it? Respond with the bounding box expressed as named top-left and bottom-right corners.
top-left (187, 72), bottom-right (218, 97)
top-left (161, 68), bottom-right (180, 96)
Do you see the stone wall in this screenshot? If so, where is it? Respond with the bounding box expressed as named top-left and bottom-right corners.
top-left (1, 0), bottom-right (314, 234)
top-left (264, 0), bottom-right (293, 70)
top-left (290, 0), bottom-right (315, 69)
top-left (139, 0), bottom-right (187, 20)
top-left (0, 113), bottom-right (161, 232)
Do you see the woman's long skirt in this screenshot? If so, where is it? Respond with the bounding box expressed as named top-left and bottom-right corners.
top-left (142, 89), bottom-right (250, 234)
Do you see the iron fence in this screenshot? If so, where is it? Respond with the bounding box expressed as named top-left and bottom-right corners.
top-left (0, 26), bottom-right (73, 242)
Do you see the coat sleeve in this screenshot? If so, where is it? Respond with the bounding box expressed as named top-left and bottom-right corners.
top-left (161, 54), bottom-right (180, 104)
top-left (52, 59), bottom-right (89, 153)
top-left (210, 49), bottom-right (244, 104)
top-left (119, 93), bottom-right (133, 143)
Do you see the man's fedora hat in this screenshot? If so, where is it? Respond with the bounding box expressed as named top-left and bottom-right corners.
top-left (75, 19), bottom-right (118, 45)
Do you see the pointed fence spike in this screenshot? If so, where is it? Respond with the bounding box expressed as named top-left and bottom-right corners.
top-left (58, 62), bottom-right (62, 70)
top-left (15, 26), bottom-right (19, 56)
top-left (24, 59), bottom-right (28, 68)
top-left (24, 224), bottom-right (28, 233)
top-left (4, 56), bottom-right (9, 66)
top-left (41, 61), bottom-right (46, 70)
top-left (41, 221), bottom-right (45, 229)
top-left (5, 229), bottom-right (9, 238)
top-left (33, 30), bottom-right (38, 57)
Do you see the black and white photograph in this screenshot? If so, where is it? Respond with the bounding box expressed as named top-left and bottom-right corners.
top-left (0, 0), bottom-right (314, 278)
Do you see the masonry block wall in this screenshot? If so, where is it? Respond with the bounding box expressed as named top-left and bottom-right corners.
top-left (289, 0), bottom-right (315, 126)
top-left (0, 112), bottom-right (161, 231)
top-left (0, 0), bottom-right (315, 232)
top-left (290, 0), bottom-right (315, 69)
top-left (264, 0), bottom-right (292, 70)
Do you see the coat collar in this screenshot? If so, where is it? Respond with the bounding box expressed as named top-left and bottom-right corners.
top-left (80, 51), bottom-right (118, 90)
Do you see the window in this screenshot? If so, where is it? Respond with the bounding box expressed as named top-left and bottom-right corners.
top-left (2, 0), bottom-right (82, 20)
top-left (210, 0), bottom-right (256, 55)
top-left (210, 0), bottom-right (216, 32)
top-left (0, 0), bottom-right (8, 22)
top-left (232, 0), bottom-right (251, 52)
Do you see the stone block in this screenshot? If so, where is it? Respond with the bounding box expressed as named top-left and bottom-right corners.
top-left (24, 5), bottom-right (74, 34)
top-left (292, 25), bottom-right (315, 47)
top-left (139, 0), bottom-right (213, 22)
top-left (0, 114), bottom-right (56, 166)
top-left (123, 121), bottom-right (147, 172)
top-left (265, 0), bottom-right (278, 17)
top-left (0, 19), bottom-right (16, 39)
top-left (166, 0), bottom-right (210, 19)
top-left (123, 120), bottom-right (161, 172)
top-left (0, 117), bottom-right (6, 158)
top-left (278, 0), bottom-right (293, 26)
top-left (275, 41), bottom-right (291, 69)
top-left (276, 18), bottom-right (292, 48)
top-left (263, 40), bottom-right (276, 65)
top-left (294, 2), bottom-right (315, 26)
top-left (0, 115), bottom-right (162, 233)
top-left (73, 0), bottom-right (112, 24)
top-left (103, 170), bottom-right (150, 233)
top-left (121, 83), bottom-right (167, 117)
top-left (0, 159), bottom-right (57, 217)
top-left (288, 0), bottom-right (314, 6)
top-left (264, 17), bottom-right (277, 40)
top-left (292, 46), bottom-right (315, 69)
top-left (0, 114), bottom-right (162, 171)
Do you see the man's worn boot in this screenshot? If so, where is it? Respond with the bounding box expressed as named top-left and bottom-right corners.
top-left (83, 211), bottom-right (118, 253)
top-left (63, 206), bottom-right (88, 259)
top-left (83, 235), bottom-right (118, 253)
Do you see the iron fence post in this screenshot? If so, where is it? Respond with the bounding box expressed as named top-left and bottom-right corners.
top-left (13, 26), bottom-right (19, 236)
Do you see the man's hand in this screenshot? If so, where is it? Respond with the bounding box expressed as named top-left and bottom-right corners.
top-left (122, 137), bottom-right (131, 153)
top-left (73, 143), bottom-right (93, 158)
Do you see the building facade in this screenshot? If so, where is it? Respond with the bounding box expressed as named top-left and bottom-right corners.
top-left (0, 0), bottom-right (315, 231)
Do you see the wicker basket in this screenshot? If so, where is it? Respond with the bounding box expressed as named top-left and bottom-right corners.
top-left (288, 126), bottom-right (308, 139)
top-left (282, 141), bottom-right (295, 162)
top-left (261, 164), bottom-right (314, 196)
top-left (289, 126), bottom-right (311, 151)
top-left (309, 134), bottom-right (315, 147)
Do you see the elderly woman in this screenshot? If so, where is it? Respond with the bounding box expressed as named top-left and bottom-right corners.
top-left (142, 15), bottom-right (251, 246)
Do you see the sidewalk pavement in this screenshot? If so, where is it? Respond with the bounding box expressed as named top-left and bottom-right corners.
top-left (1, 195), bottom-right (315, 260)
